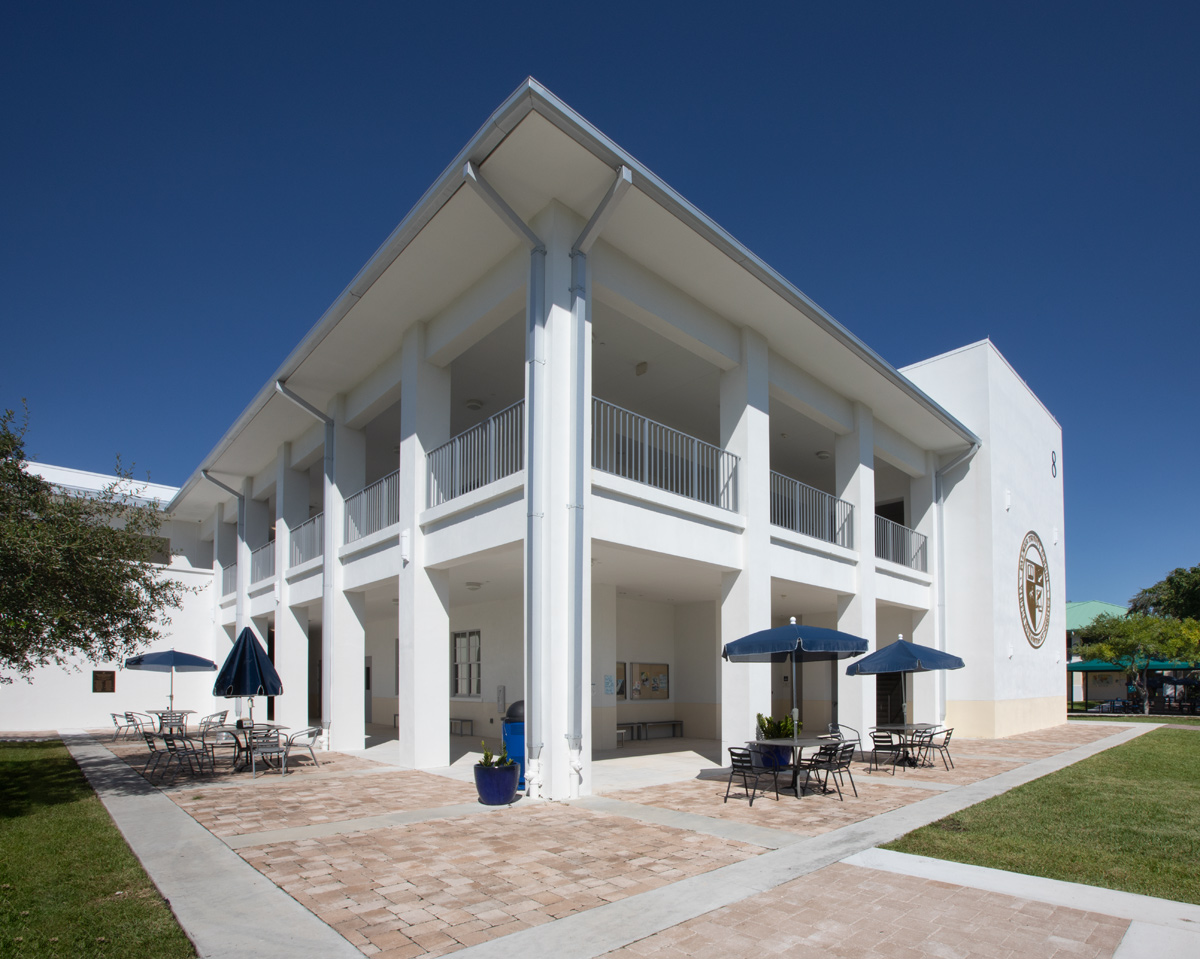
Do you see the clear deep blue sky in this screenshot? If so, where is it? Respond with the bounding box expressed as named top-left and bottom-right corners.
top-left (3, 3), bottom-right (1196, 608)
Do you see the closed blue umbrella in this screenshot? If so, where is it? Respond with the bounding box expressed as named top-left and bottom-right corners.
top-left (722, 618), bottom-right (869, 722)
top-left (213, 627), bottom-right (283, 723)
top-left (125, 649), bottom-right (218, 708)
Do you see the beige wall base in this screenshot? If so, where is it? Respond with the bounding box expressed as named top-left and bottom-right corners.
top-left (946, 696), bottom-right (1065, 739)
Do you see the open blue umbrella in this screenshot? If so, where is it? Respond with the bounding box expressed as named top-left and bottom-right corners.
top-left (125, 649), bottom-right (218, 708)
top-left (213, 627), bottom-right (283, 722)
top-left (723, 618), bottom-right (869, 723)
top-left (844, 639), bottom-right (965, 720)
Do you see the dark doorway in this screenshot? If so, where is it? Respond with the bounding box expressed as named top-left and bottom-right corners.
top-left (876, 672), bottom-right (905, 725)
top-left (266, 625), bottom-right (276, 721)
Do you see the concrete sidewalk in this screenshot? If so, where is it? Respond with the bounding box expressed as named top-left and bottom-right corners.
top-left (60, 721), bottom-right (1199, 959)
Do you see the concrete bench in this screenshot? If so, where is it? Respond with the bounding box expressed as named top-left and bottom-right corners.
top-left (643, 720), bottom-right (683, 739)
top-left (616, 722), bottom-right (642, 742)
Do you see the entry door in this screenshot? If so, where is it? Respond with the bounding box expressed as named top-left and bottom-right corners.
top-left (875, 672), bottom-right (905, 725)
top-left (364, 656), bottom-right (372, 725)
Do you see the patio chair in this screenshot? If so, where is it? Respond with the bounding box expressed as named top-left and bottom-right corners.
top-left (800, 741), bottom-right (858, 800)
top-left (110, 712), bottom-right (139, 741)
top-left (724, 747), bottom-right (780, 806)
top-left (827, 723), bottom-right (861, 753)
top-left (161, 732), bottom-right (211, 780)
top-left (283, 726), bottom-right (322, 770)
top-left (159, 710), bottom-right (188, 735)
top-left (247, 727), bottom-right (286, 778)
top-left (201, 723), bottom-right (240, 768)
top-left (868, 729), bottom-right (902, 774)
top-left (925, 727), bottom-right (955, 770)
top-left (909, 728), bottom-right (936, 767)
top-left (140, 730), bottom-right (168, 779)
top-left (197, 710), bottom-right (228, 733)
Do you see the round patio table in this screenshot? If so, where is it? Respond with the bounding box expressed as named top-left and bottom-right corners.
top-left (755, 736), bottom-right (839, 796)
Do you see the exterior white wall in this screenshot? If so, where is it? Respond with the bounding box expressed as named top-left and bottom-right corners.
top-left (448, 597), bottom-right (523, 740)
top-left (904, 340), bottom-right (1066, 736)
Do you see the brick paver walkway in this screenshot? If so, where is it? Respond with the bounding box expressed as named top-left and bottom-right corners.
top-left (604, 861), bottom-right (1130, 958)
top-left (239, 803), bottom-right (761, 958)
top-left (82, 721), bottom-right (1157, 958)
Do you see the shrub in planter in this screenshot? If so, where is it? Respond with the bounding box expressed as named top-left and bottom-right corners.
top-left (755, 713), bottom-right (799, 769)
top-left (474, 740), bottom-right (520, 805)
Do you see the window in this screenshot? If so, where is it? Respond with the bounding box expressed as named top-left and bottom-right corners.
top-left (451, 630), bottom-right (481, 697)
top-left (92, 670), bottom-right (116, 693)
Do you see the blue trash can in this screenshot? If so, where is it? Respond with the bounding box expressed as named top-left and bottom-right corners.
top-left (502, 700), bottom-right (525, 789)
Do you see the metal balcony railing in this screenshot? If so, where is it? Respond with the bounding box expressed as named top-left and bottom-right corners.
top-left (220, 563), bottom-right (236, 596)
top-left (345, 471), bottom-right (399, 544)
top-left (875, 515), bottom-right (928, 572)
top-left (249, 542), bottom-right (275, 584)
top-left (427, 401), bottom-right (524, 508)
top-left (769, 472), bottom-right (854, 548)
top-left (289, 513), bottom-right (323, 567)
top-left (592, 398), bottom-right (739, 512)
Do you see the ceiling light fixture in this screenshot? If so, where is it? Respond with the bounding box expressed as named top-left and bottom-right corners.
top-left (465, 398), bottom-right (484, 411)
top-left (465, 582), bottom-right (483, 591)
top-left (635, 361), bottom-right (648, 376)
top-left (815, 450), bottom-right (831, 460)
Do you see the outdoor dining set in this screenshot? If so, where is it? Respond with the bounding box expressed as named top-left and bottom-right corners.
top-left (110, 708), bottom-right (321, 781)
top-left (725, 721), bottom-right (956, 807)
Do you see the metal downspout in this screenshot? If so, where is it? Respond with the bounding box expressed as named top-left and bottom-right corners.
top-left (566, 167), bottom-right (632, 798)
top-left (274, 381), bottom-right (336, 746)
top-left (934, 442), bottom-right (980, 722)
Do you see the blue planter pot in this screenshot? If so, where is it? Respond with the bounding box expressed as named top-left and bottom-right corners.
top-left (758, 744), bottom-right (792, 769)
top-left (474, 763), bottom-right (520, 805)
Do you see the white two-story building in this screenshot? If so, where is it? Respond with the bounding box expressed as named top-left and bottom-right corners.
top-left (5, 81), bottom-right (1065, 800)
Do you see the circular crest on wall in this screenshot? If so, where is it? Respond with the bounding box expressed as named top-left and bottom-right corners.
top-left (1018, 531), bottom-right (1050, 648)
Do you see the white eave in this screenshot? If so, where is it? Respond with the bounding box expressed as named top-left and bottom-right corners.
top-left (169, 78), bottom-right (979, 521)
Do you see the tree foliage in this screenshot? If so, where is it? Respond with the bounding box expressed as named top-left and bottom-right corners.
top-left (0, 407), bottom-right (187, 683)
top-left (1129, 565), bottom-right (1200, 620)
top-left (1073, 612), bottom-right (1200, 713)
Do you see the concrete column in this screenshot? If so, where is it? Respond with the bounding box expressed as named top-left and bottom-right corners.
top-left (323, 395), bottom-right (366, 751)
top-left (212, 501), bottom-right (229, 648)
top-left (911, 449), bottom-right (939, 724)
top-left (525, 204), bottom-right (587, 801)
top-left (275, 444), bottom-right (311, 731)
top-left (718, 327), bottom-right (772, 757)
top-left (396, 321), bottom-right (452, 768)
top-left (235, 479), bottom-right (251, 634)
top-left (590, 584), bottom-right (617, 750)
top-left (835, 402), bottom-right (877, 733)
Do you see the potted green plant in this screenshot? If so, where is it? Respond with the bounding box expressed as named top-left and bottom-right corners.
top-left (474, 740), bottom-right (520, 805)
top-left (755, 713), bottom-right (798, 769)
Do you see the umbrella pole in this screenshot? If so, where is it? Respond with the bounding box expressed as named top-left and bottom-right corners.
top-left (790, 654), bottom-right (799, 729)
top-left (169, 669), bottom-right (174, 709)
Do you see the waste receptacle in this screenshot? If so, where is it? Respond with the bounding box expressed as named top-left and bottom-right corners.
top-left (502, 700), bottom-right (525, 789)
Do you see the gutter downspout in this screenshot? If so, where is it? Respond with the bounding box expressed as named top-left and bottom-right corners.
top-left (275, 381), bottom-right (336, 749)
top-left (565, 166), bottom-right (633, 798)
top-left (463, 162), bottom-right (549, 798)
top-left (934, 441), bottom-right (980, 723)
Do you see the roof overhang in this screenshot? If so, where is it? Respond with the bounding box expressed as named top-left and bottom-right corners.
top-left (170, 78), bottom-right (979, 521)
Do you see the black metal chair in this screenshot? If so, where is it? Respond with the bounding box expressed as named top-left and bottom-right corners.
top-left (724, 747), bottom-right (780, 806)
top-left (868, 729), bottom-right (903, 774)
top-left (925, 727), bottom-right (955, 770)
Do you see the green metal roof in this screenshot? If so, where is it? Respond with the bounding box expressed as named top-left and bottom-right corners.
top-left (1065, 601), bottom-right (1127, 631)
top-left (1067, 658), bottom-right (1197, 672)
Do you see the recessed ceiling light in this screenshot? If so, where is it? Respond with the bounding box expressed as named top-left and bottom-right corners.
top-left (815, 450), bottom-right (831, 460)
top-left (465, 582), bottom-right (483, 591)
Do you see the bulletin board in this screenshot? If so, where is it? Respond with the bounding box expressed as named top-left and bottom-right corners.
top-left (628, 663), bottom-right (669, 700)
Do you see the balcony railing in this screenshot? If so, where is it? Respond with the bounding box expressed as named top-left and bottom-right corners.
top-left (250, 542), bottom-right (275, 584)
top-left (427, 401), bottom-right (525, 508)
top-left (345, 471), bottom-right (399, 544)
top-left (769, 472), bottom-right (854, 548)
top-left (290, 512), bottom-right (323, 567)
top-left (221, 563), bottom-right (236, 596)
top-left (875, 515), bottom-right (928, 572)
top-left (592, 398), bottom-right (739, 512)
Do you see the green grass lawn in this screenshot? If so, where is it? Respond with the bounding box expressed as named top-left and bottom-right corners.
top-left (884, 727), bottom-right (1200, 904)
top-left (1070, 714), bottom-right (1200, 726)
top-left (0, 740), bottom-right (195, 958)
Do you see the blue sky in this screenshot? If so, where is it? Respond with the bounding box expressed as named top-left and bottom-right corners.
top-left (3, 3), bottom-right (1197, 607)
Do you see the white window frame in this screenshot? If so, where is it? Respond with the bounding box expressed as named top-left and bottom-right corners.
top-left (451, 629), bottom-right (481, 699)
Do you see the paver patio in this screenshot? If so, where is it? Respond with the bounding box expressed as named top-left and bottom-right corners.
top-left (60, 721), bottom-right (1182, 958)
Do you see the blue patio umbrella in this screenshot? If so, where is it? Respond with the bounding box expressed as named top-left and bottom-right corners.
top-left (124, 649), bottom-right (218, 708)
top-left (213, 627), bottom-right (283, 722)
top-left (844, 639), bottom-right (965, 720)
top-left (723, 618), bottom-right (869, 722)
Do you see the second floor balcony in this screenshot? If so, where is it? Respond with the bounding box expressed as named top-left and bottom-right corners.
top-left (769, 472), bottom-right (853, 548)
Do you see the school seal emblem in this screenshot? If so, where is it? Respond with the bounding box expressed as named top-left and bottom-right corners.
top-left (1018, 531), bottom-right (1050, 648)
